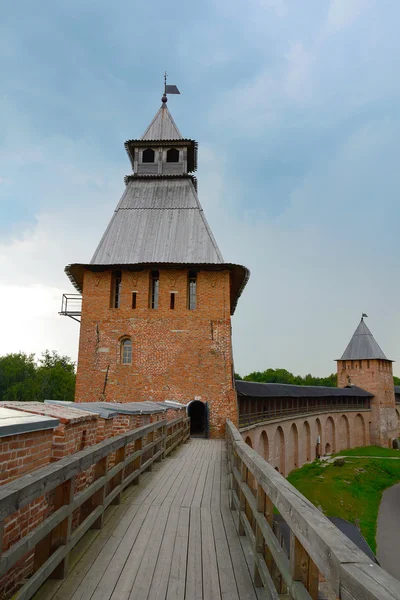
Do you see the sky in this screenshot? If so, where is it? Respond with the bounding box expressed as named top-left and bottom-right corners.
top-left (0, 0), bottom-right (399, 377)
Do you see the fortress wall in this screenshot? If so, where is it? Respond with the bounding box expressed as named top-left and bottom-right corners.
top-left (241, 409), bottom-right (371, 476)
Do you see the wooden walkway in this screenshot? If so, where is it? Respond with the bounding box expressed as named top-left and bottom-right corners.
top-left (36, 439), bottom-right (268, 600)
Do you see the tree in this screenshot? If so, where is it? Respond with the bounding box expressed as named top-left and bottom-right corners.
top-left (0, 353), bottom-right (37, 401)
top-left (0, 350), bottom-right (76, 402)
top-left (35, 351), bottom-right (76, 401)
top-left (242, 368), bottom-right (337, 387)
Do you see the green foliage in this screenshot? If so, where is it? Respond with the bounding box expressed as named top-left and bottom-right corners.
top-left (288, 448), bottom-right (400, 552)
top-left (394, 376), bottom-right (400, 386)
top-left (242, 368), bottom-right (338, 387)
top-left (0, 351), bottom-right (76, 402)
top-left (234, 372), bottom-right (242, 380)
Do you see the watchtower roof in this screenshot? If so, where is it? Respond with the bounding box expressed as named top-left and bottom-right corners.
top-left (141, 104), bottom-right (182, 140)
top-left (90, 177), bottom-right (223, 265)
top-left (64, 98), bottom-right (250, 314)
top-left (339, 318), bottom-right (390, 361)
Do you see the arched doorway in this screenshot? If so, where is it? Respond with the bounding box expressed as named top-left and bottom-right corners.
top-left (187, 401), bottom-right (207, 437)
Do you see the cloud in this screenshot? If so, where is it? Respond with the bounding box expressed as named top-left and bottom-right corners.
top-left (326, 0), bottom-right (364, 31)
top-left (1, 0), bottom-right (400, 382)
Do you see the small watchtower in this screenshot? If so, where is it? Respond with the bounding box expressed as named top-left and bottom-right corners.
top-left (63, 88), bottom-right (249, 438)
top-left (337, 316), bottom-right (397, 446)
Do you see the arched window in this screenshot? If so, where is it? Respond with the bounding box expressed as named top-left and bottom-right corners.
top-left (142, 148), bottom-right (155, 163)
top-left (121, 338), bottom-right (132, 364)
top-left (166, 148), bottom-right (179, 163)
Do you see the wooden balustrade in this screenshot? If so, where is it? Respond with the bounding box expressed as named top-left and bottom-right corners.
top-left (226, 419), bottom-right (400, 600)
top-left (0, 416), bottom-right (190, 600)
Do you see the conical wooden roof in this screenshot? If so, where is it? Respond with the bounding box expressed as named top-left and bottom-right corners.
top-left (340, 319), bottom-right (390, 360)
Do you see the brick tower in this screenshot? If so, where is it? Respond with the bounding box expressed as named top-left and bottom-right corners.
top-left (337, 317), bottom-right (397, 446)
top-left (65, 93), bottom-right (249, 438)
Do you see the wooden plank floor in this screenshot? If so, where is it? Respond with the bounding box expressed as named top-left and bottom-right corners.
top-left (36, 439), bottom-right (268, 600)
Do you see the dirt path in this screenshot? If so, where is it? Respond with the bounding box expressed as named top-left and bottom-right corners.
top-left (376, 482), bottom-right (400, 580)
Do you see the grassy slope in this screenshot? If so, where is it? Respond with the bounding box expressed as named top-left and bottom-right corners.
top-left (287, 447), bottom-right (400, 552)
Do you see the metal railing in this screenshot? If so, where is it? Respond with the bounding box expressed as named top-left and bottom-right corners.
top-left (239, 401), bottom-right (371, 428)
top-left (226, 419), bottom-right (400, 599)
top-left (59, 294), bottom-right (82, 323)
top-left (0, 417), bottom-right (190, 600)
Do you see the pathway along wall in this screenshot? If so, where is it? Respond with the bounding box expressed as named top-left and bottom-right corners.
top-left (241, 409), bottom-right (371, 476)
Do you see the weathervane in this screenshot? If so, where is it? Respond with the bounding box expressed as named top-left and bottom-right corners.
top-left (162, 71), bottom-right (180, 103)
top-left (361, 313), bottom-right (368, 321)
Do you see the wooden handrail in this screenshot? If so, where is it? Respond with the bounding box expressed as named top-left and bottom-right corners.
top-left (0, 416), bottom-right (190, 600)
top-left (226, 419), bottom-right (400, 600)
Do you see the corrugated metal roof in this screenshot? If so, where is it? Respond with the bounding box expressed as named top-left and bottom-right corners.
top-left (235, 380), bottom-right (373, 398)
top-left (394, 386), bottom-right (400, 396)
top-left (339, 319), bottom-right (389, 361)
top-left (90, 177), bottom-right (224, 265)
top-left (141, 105), bottom-right (182, 141)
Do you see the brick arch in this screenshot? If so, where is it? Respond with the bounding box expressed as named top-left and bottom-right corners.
top-left (272, 426), bottom-right (285, 474)
top-left (288, 423), bottom-right (299, 473)
top-left (303, 421), bottom-right (311, 462)
top-left (324, 416), bottom-right (336, 453)
top-left (354, 414), bottom-right (366, 447)
top-left (339, 415), bottom-right (350, 450)
top-left (245, 436), bottom-right (253, 448)
top-left (315, 418), bottom-right (322, 458)
top-left (257, 430), bottom-right (269, 461)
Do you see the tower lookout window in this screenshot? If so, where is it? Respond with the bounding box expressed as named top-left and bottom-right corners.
top-left (188, 271), bottom-right (197, 310)
top-left (150, 271), bottom-right (159, 309)
top-left (143, 148), bottom-right (155, 163)
top-left (166, 148), bottom-right (179, 163)
top-left (111, 271), bottom-right (122, 308)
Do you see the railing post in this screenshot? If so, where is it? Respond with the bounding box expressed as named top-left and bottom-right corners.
top-left (155, 426), bottom-right (163, 462)
top-left (254, 483), bottom-right (265, 587)
top-left (50, 477), bottom-right (75, 578)
top-left (91, 457), bottom-right (107, 530)
top-left (161, 422), bottom-right (167, 458)
top-left (290, 531), bottom-right (319, 600)
top-left (133, 436), bottom-right (142, 484)
top-left (111, 444), bottom-right (126, 505)
top-left (238, 461), bottom-right (246, 536)
top-left (146, 430), bottom-right (154, 472)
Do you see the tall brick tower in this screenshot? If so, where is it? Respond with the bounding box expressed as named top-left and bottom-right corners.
top-left (65, 93), bottom-right (249, 438)
top-left (337, 317), bottom-right (397, 446)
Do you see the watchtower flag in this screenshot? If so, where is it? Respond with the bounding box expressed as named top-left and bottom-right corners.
top-left (362, 313), bottom-right (368, 318)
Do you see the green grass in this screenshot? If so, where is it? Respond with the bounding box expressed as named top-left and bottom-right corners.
top-left (335, 445), bottom-right (400, 457)
top-left (287, 447), bottom-right (400, 552)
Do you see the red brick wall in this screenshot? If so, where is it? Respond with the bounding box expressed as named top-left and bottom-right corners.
top-left (0, 429), bottom-right (53, 485)
top-left (0, 429), bottom-right (54, 599)
top-left (337, 359), bottom-right (397, 445)
top-left (75, 268), bottom-right (238, 437)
